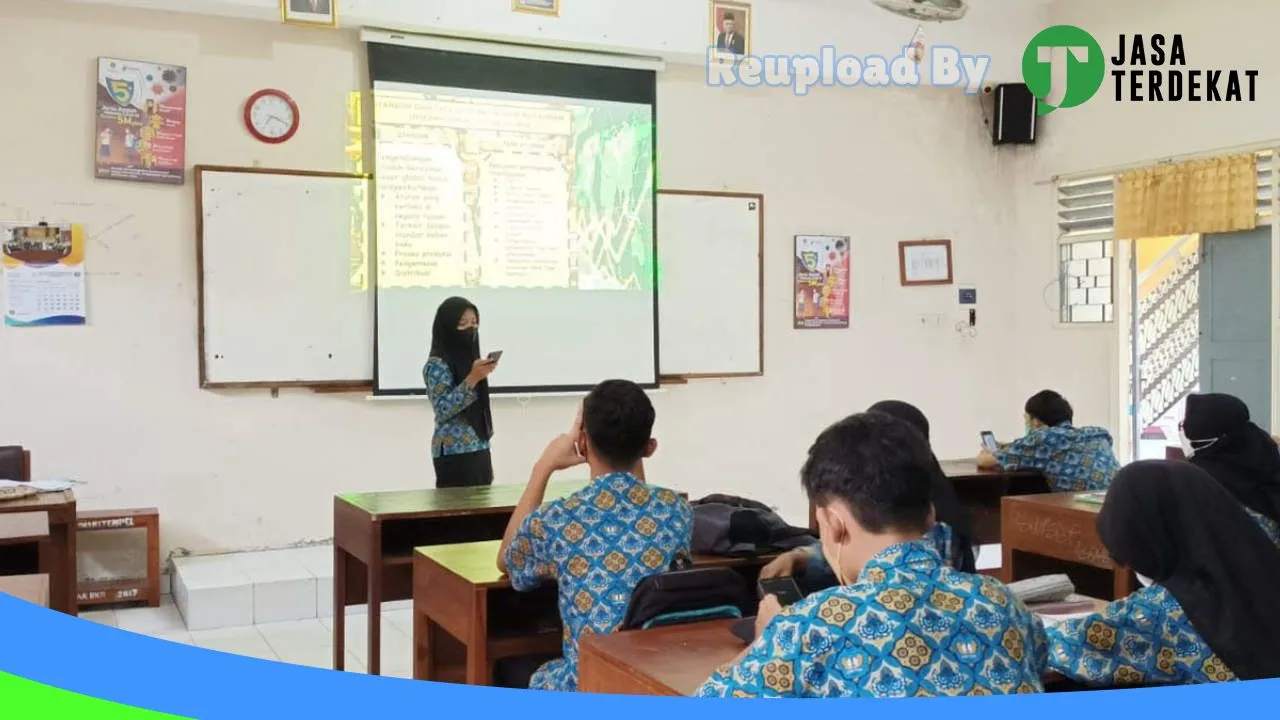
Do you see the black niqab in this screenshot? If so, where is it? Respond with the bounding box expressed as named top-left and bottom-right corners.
top-left (1183, 393), bottom-right (1280, 524)
top-left (429, 297), bottom-right (492, 441)
top-left (1097, 460), bottom-right (1280, 680)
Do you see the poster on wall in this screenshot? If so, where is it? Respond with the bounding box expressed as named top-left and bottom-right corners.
top-left (1, 222), bottom-right (87, 327)
top-left (95, 57), bottom-right (188, 185)
top-left (793, 234), bottom-right (850, 329)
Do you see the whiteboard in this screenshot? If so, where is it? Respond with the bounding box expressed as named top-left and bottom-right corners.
top-left (196, 167), bottom-right (373, 387)
top-left (657, 191), bottom-right (763, 377)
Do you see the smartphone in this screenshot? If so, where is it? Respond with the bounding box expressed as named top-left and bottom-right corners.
top-left (486, 350), bottom-right (503, 362)
top-left (980, 430), bottom-right (998, 452)
top-left (757, 577), bottom-right (804, 607)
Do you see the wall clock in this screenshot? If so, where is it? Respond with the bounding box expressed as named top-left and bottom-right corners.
top-left (244, 89), bottom-right (299, 144)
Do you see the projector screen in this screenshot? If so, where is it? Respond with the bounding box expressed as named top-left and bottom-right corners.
top-left (368, 44), bottom-right (658, 394)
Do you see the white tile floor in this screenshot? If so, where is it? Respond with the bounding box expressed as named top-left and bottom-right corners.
top-left (79, 597), bottom-right (415, 678)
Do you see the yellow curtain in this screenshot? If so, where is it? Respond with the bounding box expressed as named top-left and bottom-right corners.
top-left (1114, 153), bottom-right (1257, 239)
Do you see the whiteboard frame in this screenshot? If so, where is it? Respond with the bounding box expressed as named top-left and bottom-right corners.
top-left (194, 164), bottom-right (374, 391)
top-left (656, 189), bottom-right (765, 381)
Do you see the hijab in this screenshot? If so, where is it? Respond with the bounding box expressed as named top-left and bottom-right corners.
top-left (866, 400), bottom-right (976, 573)
top-left (1097, 460), bottom-right (1280, 680)
top-left (429, 297), bottom-right (492, 441)
top-left (1182, 393), bottom-right (1280, 524)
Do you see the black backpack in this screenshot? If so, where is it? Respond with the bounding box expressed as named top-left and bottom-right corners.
top-left (621, 559), bottom-right (753, 631)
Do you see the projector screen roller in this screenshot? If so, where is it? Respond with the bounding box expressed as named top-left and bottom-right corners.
top-left (370, 77), bottom-right (657, 393)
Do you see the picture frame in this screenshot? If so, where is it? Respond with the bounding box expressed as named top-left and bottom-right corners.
top-left (710, 1), bottom-right (752, 58)
top-left (898, 239), bottom-right (953, 286)
top-left (281, 0), bottom-right (338, 28)
top-left (793, 234), bottom-right (850, 329)
top-left (512, 0), bottom-right (560, 16)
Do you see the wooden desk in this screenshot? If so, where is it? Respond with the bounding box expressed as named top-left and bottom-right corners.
top-left (939, 459), bottom-right (1047, 545)
top-left (806, 459), bottom-right (1046, 544)
top-left (1001, 493), bottom-right (1136, 600)
top-left (0, 491), bottom-right (76, 615)
top-left (580, 618), bottom-right (740, 695)
top-left (0, 573), bottom-right (50, 607)
top-left (332, 481), bottom-right (584, 675)
top-left (578, 597), bottom-right (1114, 696)
top-left (412, 540), bottom-right (776, 686)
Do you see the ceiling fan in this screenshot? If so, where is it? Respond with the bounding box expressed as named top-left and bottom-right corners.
top-left (870, 0), bottom-right (968, 22)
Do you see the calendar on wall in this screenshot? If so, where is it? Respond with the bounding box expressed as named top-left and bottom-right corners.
top-left (1, 221), bottom-right (87, 327)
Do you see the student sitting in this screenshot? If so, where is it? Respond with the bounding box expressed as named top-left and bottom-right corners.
top-left (497, 380), bottom-right (692, 692)
top-left (1179, 393), bottom-right (1280, 545)
top-left (977, 389), bottom-right (1119, 491)
top-left (697, 412), bottom-right (1046, 698)
top-left (1046, 460), bottom-right (1280, 684)
top-left (760, 400), bottom-right (976, 589)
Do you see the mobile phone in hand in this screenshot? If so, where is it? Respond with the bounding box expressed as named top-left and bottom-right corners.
top-left (486, 350), bottom-right (503, 362)
top-left (757, 577), bottom-right (804, 607)
top-left (980, 430), bottom-right (998, 452)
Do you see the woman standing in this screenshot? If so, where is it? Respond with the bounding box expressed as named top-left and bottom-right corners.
top-left (424, 297), bottom-right (498, 488)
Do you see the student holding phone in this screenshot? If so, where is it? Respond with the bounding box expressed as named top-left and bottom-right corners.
top-left (424, 297), bottom-right (499, 488)
top-left (697, 413), bottom-right (1046, 698)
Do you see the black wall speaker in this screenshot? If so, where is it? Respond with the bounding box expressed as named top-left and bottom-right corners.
top-left (992, 83), bottom-right (1036, 145)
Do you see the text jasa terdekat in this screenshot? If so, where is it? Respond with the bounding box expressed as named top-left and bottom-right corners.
top-left (1112, 34), bottom-right (1257, 102)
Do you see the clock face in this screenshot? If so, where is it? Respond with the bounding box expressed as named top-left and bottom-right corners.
top-left (246, 91), bottom-right (298, 143)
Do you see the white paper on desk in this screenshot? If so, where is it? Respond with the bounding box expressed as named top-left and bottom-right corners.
top-left (0, 479), bottom-right (75, 492)
top-left (1038, 611), bottom-right (1094, 626)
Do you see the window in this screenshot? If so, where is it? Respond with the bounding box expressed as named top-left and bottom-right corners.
top-left (1055, 150), bottom-right (1274, 324)
top-left (1056, 175), bottom-right (1115, 323)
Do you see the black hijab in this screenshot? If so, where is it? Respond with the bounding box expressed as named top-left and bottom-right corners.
top-left (1097, 460), bottom-right (1280, 680)
top-left (1183, 393), bottom-right (1280, 524)
top-left (867, 400), bottom-right (976, 573)
top-left (429, 297), bottom-right (492, 440)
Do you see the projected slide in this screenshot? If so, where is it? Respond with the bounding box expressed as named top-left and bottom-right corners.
top-left (372, 82), bottom-right (657, 392)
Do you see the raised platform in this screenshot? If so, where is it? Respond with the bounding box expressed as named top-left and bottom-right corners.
top-left (172, 544), bottom-right (408, 631)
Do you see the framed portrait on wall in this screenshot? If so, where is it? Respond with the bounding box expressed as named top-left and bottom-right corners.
top-left (898, 239), bottom-right (953, 286)
top-left (282, 0), bottom-right (337, 27)
top-left (513, 0), bottom-right (560, 16)
top-left (710, 1), bottom-right (752, 60)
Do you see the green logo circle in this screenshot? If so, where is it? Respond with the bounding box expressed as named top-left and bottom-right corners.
top-left (1022, 25), bottom-right (1105, 115)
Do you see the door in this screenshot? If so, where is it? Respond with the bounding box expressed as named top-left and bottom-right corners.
top-left (1199, 226), bottom-right (1272, 430)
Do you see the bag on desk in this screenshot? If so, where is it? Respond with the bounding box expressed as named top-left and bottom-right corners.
top-left (622, 565), bottom-right (752, 631)
top-left (691, 495), bottom-right (814, 557)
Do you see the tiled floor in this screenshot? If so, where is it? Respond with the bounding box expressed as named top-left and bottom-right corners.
top-left (79, 598), bottom-right (415, 678)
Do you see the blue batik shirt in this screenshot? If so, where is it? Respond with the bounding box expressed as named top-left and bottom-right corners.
top-left (423, 357), bottom-right (489, 458)
top-left (503, 471), bottom-right (693, 692)
top-left (695, 537), bottom-right (1048, 698)
top-left (994, 423), bottom-right (1120, 491)
top-left (1045, 585), bottom-right (1235, 685)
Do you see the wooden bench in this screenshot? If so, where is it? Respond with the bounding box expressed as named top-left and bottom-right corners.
top-left (76, 508), bottom-right (160, 609)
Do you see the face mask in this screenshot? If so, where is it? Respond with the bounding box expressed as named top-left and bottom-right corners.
top-left (1178, 427), bottom-right (1219, 458)
top-left (826, 543), bottom-right (849, 586)
top-left (1135, 572), bottom-right (1154, 588)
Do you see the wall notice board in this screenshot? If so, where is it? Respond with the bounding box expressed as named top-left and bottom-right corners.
top-left (656, 190), bottom-right (764, 379)
top-left (194, 166), bottom-right (372, 388)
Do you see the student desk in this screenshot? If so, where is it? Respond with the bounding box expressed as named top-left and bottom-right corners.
top-left (411, 540), bottom-right (777, 685)
top-left (332, 481), bottom-right (584, 675)
top-left (578, 598), bottom-right (1113, 696)
top-left (806, 459), bottom-right (1046, 545)
top-left (1001, 493), bottom-right (1137, 600)
top-left (0, 491), bottom-right (76, 615)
